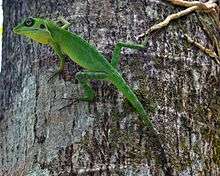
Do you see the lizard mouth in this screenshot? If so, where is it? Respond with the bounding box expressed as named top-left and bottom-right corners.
top-left (13, 27), bottom-right (40, 34)
top-left (13, 27), bottom-right (20, 34)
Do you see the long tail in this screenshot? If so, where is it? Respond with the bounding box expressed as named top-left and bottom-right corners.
top-left (109, 71), bottom-right (173, 175)
top-left (109, 71), bottom-right (153, 128)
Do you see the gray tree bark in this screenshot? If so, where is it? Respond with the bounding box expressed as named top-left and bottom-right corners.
top-left (0, 0), bottom-right (219, 175)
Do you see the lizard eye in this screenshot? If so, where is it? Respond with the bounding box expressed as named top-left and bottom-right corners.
top-left (24, 18), bottom-right (35, 27)
top-left (40, 24), bottom-right (45, 29)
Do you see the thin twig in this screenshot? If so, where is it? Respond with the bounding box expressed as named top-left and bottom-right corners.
top-left (138, 0), bottom-right (217, 39)
top-left (167, 0), bottom-right (217, 10)
top-left (137, 6), bottom-right (198, 39)
top-left (137, 0), bottom-right (219, 63)
top-left (184, 34), bottom-right (219, 62)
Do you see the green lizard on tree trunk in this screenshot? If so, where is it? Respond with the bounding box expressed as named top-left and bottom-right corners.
top-left (13, 17), bottom-right (152, 128)
top-left (13, 18), bottom-right (172, 175)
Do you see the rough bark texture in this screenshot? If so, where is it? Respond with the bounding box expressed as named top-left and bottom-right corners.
top-left (0, 0), bottom-right (220, 175)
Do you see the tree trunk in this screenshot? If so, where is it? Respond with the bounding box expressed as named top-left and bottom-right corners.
top-left (0, 0), bottom-right (219, 175)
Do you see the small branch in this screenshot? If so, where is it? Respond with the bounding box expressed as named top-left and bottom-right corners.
top-left (137, 0), bottom-right (218, 39)
top-left (167, 0), bottom-right (217, 10)
top-left (184, 34), bottom-right (220, 64)
top-left (137, 0), bottom-right (220, 63)
top-left (214, 36), bottom-right (220, 57)
top-left (137, 6), bottom-right (198, 39)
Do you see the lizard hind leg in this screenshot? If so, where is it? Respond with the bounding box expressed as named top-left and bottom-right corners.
top-left (111, 42), bottom-right (145, 69)
top-left (75, 71), bottom-right (107, 102)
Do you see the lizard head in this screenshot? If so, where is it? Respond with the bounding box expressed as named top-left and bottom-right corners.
top-left (13, 17), bottom-right (52, 44)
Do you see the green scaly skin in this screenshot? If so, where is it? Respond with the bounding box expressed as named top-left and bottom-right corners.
top-left (13, 18), bottom-right (172, 175)
top-left (13, 17), bottom-right (153, 127)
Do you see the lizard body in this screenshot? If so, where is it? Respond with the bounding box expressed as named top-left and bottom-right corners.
top-left (13, 18), bottom-right (152, 127)
top-left (13, 17), bottom-right (172, 175)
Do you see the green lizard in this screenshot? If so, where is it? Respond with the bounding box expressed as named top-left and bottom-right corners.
top-left (13, 17), bottom-right (153, 128)
top-left (13, 17), bottom-right (172, 175)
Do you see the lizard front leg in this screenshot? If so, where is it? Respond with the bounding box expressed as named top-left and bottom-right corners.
top-left (48, 42), bottom-right (65, 82)
top-left (56, 17), bottom-right (72, 30)
top-left (75, 71), bottom-right (107, 101)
